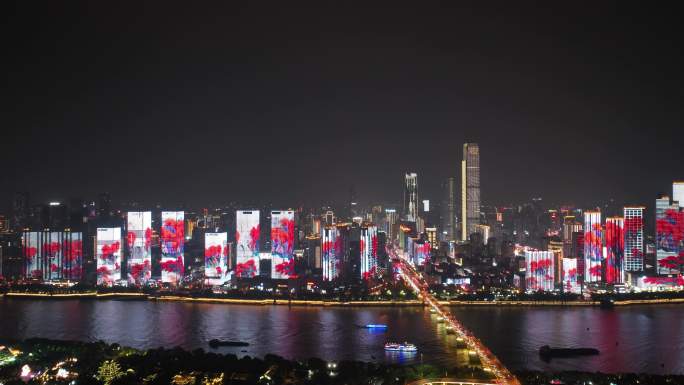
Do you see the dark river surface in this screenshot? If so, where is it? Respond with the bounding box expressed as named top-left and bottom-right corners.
top-left (1, 298), bottom-right (682, 374)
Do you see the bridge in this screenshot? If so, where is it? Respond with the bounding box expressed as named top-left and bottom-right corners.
top-left (389, 246), bottom-right (520, 385)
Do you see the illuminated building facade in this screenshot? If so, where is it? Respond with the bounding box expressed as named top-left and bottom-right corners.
top-left (236, 210), bottom-right (260, 278)
top-left (624, 207), bottom-right (644, 272)
top-left (271, 210), bottom-right (295, 279)
top-left (583, 210), bottom-right (603, 283)
top-left (23, 230), bottom-right (83, 281)
top-left (604, 217), bottom-right (624, 284)
top-left (96, 227), bottom-right (122, 286)
top-left (656, 196), bottom-right (684, 275)
top-left (384, 208), bottom-right (397, 241)
top-left (425, 227), bottom-right (438, 249)
top-left (160, 211), bottom-right (185, 284)
top-left (360, 225), bottom-right (378, 280)
top-left (204, 232), bottom-right (228, 282)
top-left (321, 226), bottom-right (339, 281)
top-left (403, 173), bottom-right (418, 222)
top-left (126, 211), bottom-right (152, 285)
top-left (461, 143), bottom-right (480, 240)
top-left (474, 224), bottom-right (490, 244)
top-left (674, 181), bottom-right (684, 209)
top-left (525, 250), bottom-right (554, 292)
top-left (562, 258), bottom-right (580, 293)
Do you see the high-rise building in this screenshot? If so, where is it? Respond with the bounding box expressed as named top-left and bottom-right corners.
top-left (674, 181), bottom-right (684, 209)
top-left (461, 143), bottom-right (480, 241)
top-left (624, 207), bottom-right (644, 272)
top-left (403, 173), bottom-right (418, 222)
top-left (583, 210), bottom-right (603, 283)
top-left (474, 224), bottom-right (490, 245)
top-left (605, 216), bottom-right (624, 284)
top-left (525, 250), bottom-right (554, 291)
top-left (384, 208), bottom-right (398, 241)
top-left (440, 177), bottom-right (457, 241)
top-left (656, 195), bottom-right (684, 275)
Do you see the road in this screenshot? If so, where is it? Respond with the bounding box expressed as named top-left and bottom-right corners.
top-left (389, 246), bottom-right (521, 385)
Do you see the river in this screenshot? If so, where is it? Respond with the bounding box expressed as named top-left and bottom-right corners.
top-left (1, 298), bottom-right (682, 374)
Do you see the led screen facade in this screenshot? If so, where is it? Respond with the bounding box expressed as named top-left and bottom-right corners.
top-left (205, 232), bottom-right (228, 280)
top-left (656, 206), bottom-right (684, 275)
top-left (23, 232), bottom-right (41, 280)
top-left (97, 227), bottom-right (122, 286)
top-left (360, 225), bottom-right (378, 280)
top-left (160, 211), bottom-right (185, 284)
top-left (605, 217), bottom-right (624, 284)
top-left (322, 226), bottom-right (338, 281)
top-left (235, 210), bottom-right (260, 278)
top-left (583, 211), bottom-right (603, 283)
top-left (62, 232), bottom-right (83, 281)
top-left (525, 250), bottom-right (554, 292)
top-left (271, 210), bottom-right (295, 279)
top-left (127, 211), bottom-right (152, 285)
top-left (414, 240), bottom-right (430, 267)
top-left (562, 258), bottom-right (580, 294)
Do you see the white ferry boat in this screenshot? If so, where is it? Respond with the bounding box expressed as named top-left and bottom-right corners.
top-left (384, 342), bottom-right (418, 352)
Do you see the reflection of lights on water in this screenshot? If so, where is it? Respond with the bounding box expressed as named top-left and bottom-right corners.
top-left (384, 350), bottom-right (418, 364)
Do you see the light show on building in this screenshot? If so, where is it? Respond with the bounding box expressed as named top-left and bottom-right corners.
top-left (23, 232), bottom-right (42, 280)
top-left (605, 216), bottom-right (624, 284)
top-left (525, 250), bottom-right (554, 292)
top-left (160, 211), bottom-right (185, 284)
top-left (96, 227), bottom-right (122, 286)
top-left (24, 231), bottom-right (84, 281)
top-left (624, 207), bottom-right (644, 272)
top-left (126, 211), bottom-right (152, 285)
top-left (205, 232), bottom-right (228, 283)
top-left (656, 201), bottom-right (684, 275)
top-left (270, 210), bottom-right (295, 279)
top-left (414, 240), bottom-right (431, 266)
top-left (583, 210), bottom-right (603, 283)
top-left (235, 210), bottom-right (260, 278)
top-left (562, 257), bottom-right (580, 294)
top-left (321, 226), bottom-right (338, 281)
top-left (62, 232), bottom-right (83, 281)
top-left (360, 225), bottom-right (378, 280)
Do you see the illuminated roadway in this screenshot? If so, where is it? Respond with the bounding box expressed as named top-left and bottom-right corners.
top-left (389, 246), bottom-right (521, 385)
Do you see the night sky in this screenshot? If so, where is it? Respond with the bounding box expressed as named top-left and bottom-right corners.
top-left (3, 2), bottom-right (682, 211)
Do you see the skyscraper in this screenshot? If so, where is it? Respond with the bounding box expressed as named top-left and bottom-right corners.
top-left (583, 210), bottom-right (602, 283)
top-left (461, 143), bottom-right (480, 241)
top-left (403, 173), bottom-right (418, 222)
top-left (605, 216), bottom-right (624, 284)
top-left (440, 177), bottom-right (457, 241)
top-left (656, 195), bottom-right (684, 275)
top-left (623, 206), bottom-right (644, 272)
top-left (674, 181), bottom-right (684, 209)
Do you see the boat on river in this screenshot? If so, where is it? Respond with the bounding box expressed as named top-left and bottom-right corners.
top-left (384, 342), bottom-right (418, 352)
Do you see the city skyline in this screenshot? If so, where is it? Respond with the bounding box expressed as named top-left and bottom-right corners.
top-left (2, 2), bottom-right (683, 211)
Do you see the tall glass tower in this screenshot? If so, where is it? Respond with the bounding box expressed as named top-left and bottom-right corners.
top-left (403, 173), bottom-right (418, 222)
top-left (461, 143), bottom-right (480, 241)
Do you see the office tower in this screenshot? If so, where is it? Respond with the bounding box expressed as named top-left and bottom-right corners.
top-left (12, 192), bottom-right (30, 231)
top-left (474, 224), bottom-right (490, 245)
top-left (656, 196), bottom-right (684, 275)
top-left (425, 227), bottom-right (438, 249)
top-left (548, 240), bottom-right (564, 283)
top-left (562, 216), bottom-right (582, 260)
top-left (440, 177), bottom-right (457, 241)
top-left (583, 210), bottom-right (602, 283)
top-left (674, 181), bottom-right (684, 209)
top-left (360, 225), bottom-right (378, 280)
top-left (562, 258), bottom-right (580, 293)
top-left (461, 143), bottom-right (480, 241)
top-left (403, 173), bottom-right (418, 222)
top-left (624, 207), bottom-right (644, 272)
top-left (605, 217), bottom-right (624, 284)
top-left (525, 250), bottom-right (554, 291)
top-left (384, 208), bottom-right (397, 241)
